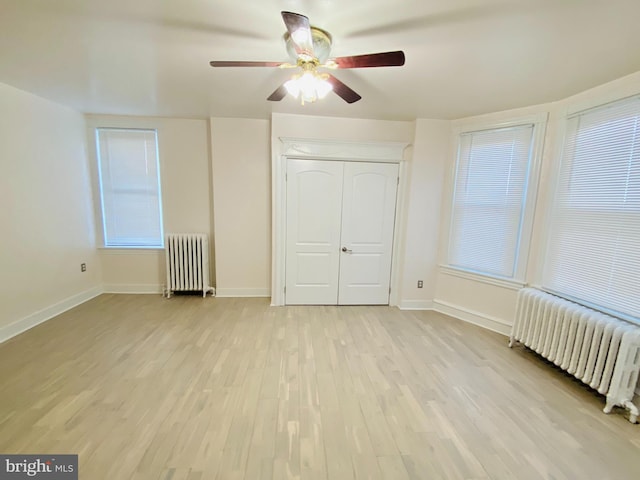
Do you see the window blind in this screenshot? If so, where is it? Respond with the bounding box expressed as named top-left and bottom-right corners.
top-left (448, 124), bottom-right (534, 279)
top-left (543, 96), bottom-right (640, 321)
top-left (96, 128), bottom-right (164, 248)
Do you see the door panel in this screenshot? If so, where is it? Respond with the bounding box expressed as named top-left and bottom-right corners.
top-left (285, 159), bottom-right (343, 304)
top-left (338, 162), bottom-right (399, 305)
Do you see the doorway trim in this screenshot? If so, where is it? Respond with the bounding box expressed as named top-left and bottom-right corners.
top-left (271, 137), bottom-right (409, 306)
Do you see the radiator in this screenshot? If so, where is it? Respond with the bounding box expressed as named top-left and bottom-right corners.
top-left (509, 288), bottom-right (640, 423)
top-left (164, 234), bottom-right (214, 298)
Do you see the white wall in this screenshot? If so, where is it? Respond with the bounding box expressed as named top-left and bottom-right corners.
top-left (211, 113), bottom-right (447, 305)
top-left (434, 71), bottom-right (640, 335)
top-left (398, 119), bottom-right (450, 309)
top-left (0, 82), bottom-right (101, 342)
top-left (85, 115), bottom-right (213, 293)
top-left (210, 117), bottom-right (271, 297)
top-left (271, 113), bottom-right (415, 143)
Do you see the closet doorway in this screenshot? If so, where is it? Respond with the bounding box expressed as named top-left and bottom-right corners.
top-left (285, 159), bottom-right (398, 305)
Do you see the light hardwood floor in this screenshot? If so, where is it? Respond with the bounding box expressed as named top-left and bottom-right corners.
top-left (1, 294), bottom-right (639, 479)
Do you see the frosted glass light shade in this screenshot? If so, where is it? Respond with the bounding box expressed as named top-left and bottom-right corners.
top-left (316, 78), bottom-right (333, 99)
top-left (284, 71), bottom-right (333, 103)
top-left (284, 78), bottom-right (300, 98)
top-left (284, 27), bottom-right (333, 63)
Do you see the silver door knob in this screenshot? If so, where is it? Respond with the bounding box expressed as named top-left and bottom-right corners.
top-left (341, 247), bottom-right (352, 253)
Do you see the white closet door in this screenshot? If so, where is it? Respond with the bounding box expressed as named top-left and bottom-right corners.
top-left (285, 159), bottom-right (344, 305)
top-left (338, 162), bottom-right (399, 305)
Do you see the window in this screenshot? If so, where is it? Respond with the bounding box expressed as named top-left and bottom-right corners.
top-left (96, 128), bottom-right (164, 248)
top-left (447, 123), bottom-right (539, 280)
top-left (543, 96), bottom-right (640, 321)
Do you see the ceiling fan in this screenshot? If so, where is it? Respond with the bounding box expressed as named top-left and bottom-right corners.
top-left (209, 11), bottom-right (405, 104)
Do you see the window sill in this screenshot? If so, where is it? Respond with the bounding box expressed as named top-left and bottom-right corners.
top-left (98, 247), bottom-right (164, 255)
top-left (438, 265), bottom-right (524, 291)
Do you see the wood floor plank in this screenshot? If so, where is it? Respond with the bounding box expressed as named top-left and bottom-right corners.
top-left (377, 455), bottom-right (410, 480)
top-left (0, 295), bottom-right (639, 479)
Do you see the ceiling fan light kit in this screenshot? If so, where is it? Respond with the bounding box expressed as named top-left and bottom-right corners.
top-left (284, 71), bottom-right (333, 105)
top-left (210, 11), bottom-right (405, 105)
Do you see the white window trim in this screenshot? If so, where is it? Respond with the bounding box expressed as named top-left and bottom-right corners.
top-left (439, 265), bottom-right (525, 290)
top-left (95, 127), bottom-right (165, 249)
top-left (537, 94), bottom-right (640, 323)
top-left (533, 84), bottom-right (640, 283)
top-left (439, 112), bottom-right (548, 286)
top-left (97, 246), bottom-right (165, 252)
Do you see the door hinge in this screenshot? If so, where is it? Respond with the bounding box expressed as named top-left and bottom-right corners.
top-left (284, 286), bottom-right (286, 294)
top-left (397, 176), bottom-right (400, 185)
top-left (389, 287), bottom-right (392, 293)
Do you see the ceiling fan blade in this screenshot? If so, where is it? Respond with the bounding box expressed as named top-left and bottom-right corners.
top-left (332, 51), bottom-right (405, 69)
top-left (281, 11), bottom-right (314, 57)
top-left (326, 75), bottom-right (362, 104)
top-left (210, 61), bottom-right (286, 68)
top-left (267, 84), bottom-right (288, 102)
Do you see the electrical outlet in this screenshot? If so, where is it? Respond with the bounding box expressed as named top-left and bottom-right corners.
top-left (81, 263), bottom-right (86, 272)
top-left (417, 280), bottom-right (423, 288)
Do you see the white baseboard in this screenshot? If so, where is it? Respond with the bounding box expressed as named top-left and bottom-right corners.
top-left (215, 288), bottom-right (271, 298)
top-left (103, 284), bottom-right (163, 294)
top-left (0, 286), bottom-right (103, 344)
top-left (432, 299), bottom-right (512, 336)
top-left (398, 300), bottom-right (435, 310)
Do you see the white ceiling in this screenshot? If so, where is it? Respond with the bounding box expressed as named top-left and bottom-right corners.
top-left (1, 0), bottom-right (639, 121)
